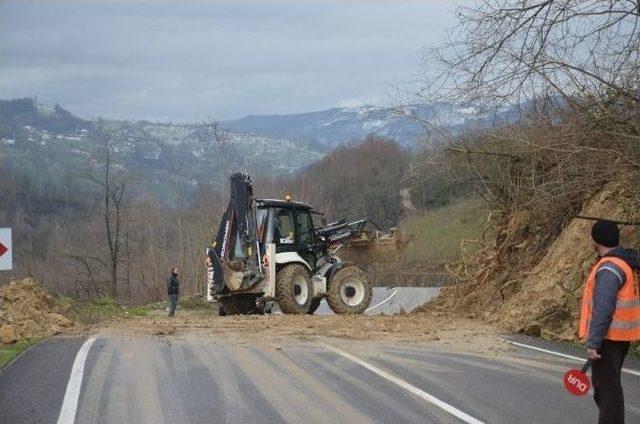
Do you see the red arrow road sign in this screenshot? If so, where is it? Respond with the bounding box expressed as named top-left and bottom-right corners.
top-left (0, 242), bottom-right (7, 258)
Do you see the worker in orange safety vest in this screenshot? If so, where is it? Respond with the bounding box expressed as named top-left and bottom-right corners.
top-left (579, 220), bottom-right (640, 424)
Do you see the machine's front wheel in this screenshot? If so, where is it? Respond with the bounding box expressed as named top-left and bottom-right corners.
top-left (326, 266), bottom-right (372, 314)
top-left (276, 264), bottom-right (312, 314)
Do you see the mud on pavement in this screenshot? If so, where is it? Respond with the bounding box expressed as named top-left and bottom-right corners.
top-left (72, 308), bottom-right (509, 355)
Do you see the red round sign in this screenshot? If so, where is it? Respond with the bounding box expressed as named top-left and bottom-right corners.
top-left (564, 369), bottom-right (591, 396)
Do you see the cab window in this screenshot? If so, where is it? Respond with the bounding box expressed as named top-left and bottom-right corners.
top-left (297, 211), bottom-right (314, 247)
top-left (274, 208), bottom-right (295, 245)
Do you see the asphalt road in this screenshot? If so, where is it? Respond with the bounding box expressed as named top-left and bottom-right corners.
top-left (2, 334), bottom-right (640, 424)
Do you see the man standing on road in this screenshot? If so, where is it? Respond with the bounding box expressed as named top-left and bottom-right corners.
top-left (166, 267), bottom-right (180, 317)
top-left (579, 220), bottom-right (640, 424)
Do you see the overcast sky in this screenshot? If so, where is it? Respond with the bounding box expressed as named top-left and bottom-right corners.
top-left (0, 0), bottom-right (459, 121)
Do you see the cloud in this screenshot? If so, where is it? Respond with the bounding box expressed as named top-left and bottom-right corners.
top-left (0, 0), bottom-right (458, 121)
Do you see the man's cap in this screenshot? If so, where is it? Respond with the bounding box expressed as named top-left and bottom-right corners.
top-left (591, 219), bottom-right (620, 248)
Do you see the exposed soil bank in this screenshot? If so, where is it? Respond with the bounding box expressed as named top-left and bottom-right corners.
top-left (0, 278), bottom-right (72, 344)
top-left (431, 181), bottom-right (639, 341)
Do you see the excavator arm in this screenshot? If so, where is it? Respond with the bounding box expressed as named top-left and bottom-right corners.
top-left (206, 173), bottom-right (262, 299)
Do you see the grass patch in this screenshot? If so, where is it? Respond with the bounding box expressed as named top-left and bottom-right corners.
top-left (124, 306), bottom-right (150, 317)
top-left (61, 297), bottom-right (152, 324)
top-left (59, 295), bottom-right (214, 324)
top-left (0, 339), bottom-right (39, 368)
top-left (401, 197), bottom-right (489, 265)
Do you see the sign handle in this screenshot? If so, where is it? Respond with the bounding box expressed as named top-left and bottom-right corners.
top-left (581, 360), bottom-right (592, 374)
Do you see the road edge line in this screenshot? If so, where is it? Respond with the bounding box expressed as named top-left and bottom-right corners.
top-left (507, 341), bottom-right (640, 377)
top-left (57, 336), bottom-right (98, 424)
top-left (323, 343), bottom-right (485, 424)
top-left (365, 288), bottom-right (398, 312)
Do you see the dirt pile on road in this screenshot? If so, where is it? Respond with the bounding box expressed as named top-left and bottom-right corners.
top-left (78, 309), bottom-right (507, 354)
top-left (0, 278), bottom-right (73, 343)
top-left (432, 180), bottom-right (639, 340)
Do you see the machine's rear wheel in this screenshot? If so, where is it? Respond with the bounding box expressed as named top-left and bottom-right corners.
top-left (326, 266), bottom-right (372, 314)
top-left (218, 294), bottom-right (262, 315)
top-left (276, 264), bottom-right (312, 314)
top-left (307, 297), bottom-right (322, 315)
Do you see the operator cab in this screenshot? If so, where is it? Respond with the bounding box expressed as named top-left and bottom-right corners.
top-left (256, 198), bottom-right (324, 266)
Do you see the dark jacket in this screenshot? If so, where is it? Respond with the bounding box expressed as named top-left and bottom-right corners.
top-left (587, 247), bottom-right (640, 349)
top-left (166, 273), bottom-right (180, 295)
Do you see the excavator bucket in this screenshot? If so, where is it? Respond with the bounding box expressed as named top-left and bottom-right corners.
top-left (338, 228), bottom-right (409, 268)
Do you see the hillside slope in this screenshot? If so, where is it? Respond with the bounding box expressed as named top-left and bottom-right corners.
top-left (433, 180), bottom-right (639, 340)
top-left (0, 98), bottom-right (324, 200)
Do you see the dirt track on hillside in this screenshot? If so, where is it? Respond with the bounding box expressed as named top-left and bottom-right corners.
top-left (73, 308), bottom-right (507, 355)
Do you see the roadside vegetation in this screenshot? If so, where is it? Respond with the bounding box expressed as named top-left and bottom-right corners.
top-left (59, 295), bottom-right (216, 325)
top-left (0, 339), bottom-right (39, 368)
top-left (414, 1), bottom-right (639, 343)
top-left (60, 297), bottom-right (150, 325)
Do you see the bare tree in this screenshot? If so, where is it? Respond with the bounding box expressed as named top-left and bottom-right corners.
top-left (405, 2), bottom-right (640, 329)
top-left (84, 129), bottom-right (128, 299)
top-left (405, 0), bottom-right (640, 213)
top-left (422, 0), bottom-right (640, 114)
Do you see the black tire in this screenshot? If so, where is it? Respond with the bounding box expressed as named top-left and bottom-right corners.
top-left (307, 297), bottom-right (322, 315)
top-left (218, 294), bottom-right (262, 315)
top-left (276, 264), bottom-right (312, 314)
top-left (326, 266), bottom-right (372, 314)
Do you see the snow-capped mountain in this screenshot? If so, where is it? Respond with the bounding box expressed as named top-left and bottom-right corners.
top-left (224, 102), bottom-right (511, 148)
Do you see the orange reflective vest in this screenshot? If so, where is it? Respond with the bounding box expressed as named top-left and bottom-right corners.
top-left (579, 256), bottom-right (640, 342)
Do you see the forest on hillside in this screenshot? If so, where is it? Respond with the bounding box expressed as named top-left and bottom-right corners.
top-left (0, 124), bottom-right (472, 304)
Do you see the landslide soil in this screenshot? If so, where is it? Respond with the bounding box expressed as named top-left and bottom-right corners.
top-left (72, 308), bottom-right (507, 355)
top-left (432, 179), bottom-right (640, 341)
top-left (0, 278), bottom-right (73, 343)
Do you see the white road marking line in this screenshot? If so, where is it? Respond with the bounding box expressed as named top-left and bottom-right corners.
top-left (365, 288), bottom-right (399, 312)
top-left (57, 337), bottom-right (98, 424)
top-left (508, 341), bottom-right (640, 377)
top-left (323, 344), bottom-right (485, 424)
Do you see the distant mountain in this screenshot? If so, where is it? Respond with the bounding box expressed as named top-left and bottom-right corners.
top-left (0, 97), bottom-right (91, 138)
top-left (0, 98), bottom-right (324, 204)
top-left (0, 97), bottom-right (519, 203)
top-left (224, 103), bottom-right (512, 148)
